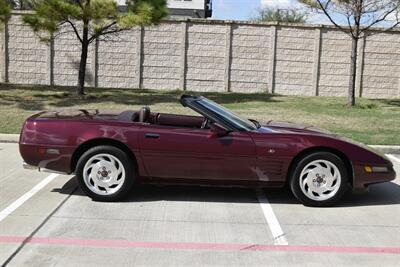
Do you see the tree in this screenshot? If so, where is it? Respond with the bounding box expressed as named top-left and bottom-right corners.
top-left (300, 0), bottom-right (400, 106)
top-left (0, 0), bottom-right (11, 25)
top-left (253, 7), bottom-right (308, 23)
top-left (24, 0), bottom-right (168, 95)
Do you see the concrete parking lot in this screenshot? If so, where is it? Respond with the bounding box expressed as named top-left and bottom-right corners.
top-left (1, 142), bottom-right (399, 267)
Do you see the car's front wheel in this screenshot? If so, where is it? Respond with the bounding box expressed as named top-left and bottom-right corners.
top-left (290, 152), bottom-right (349, 207)
top-left (76, 145), bottom-right (135, 201)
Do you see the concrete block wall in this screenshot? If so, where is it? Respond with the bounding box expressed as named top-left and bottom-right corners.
top-left (362, 33), bottom-right (400, 98)
top-left (1, 14), bottom-right (400, 98)
top-left (186, 23), bottom-right (226, 92)
top-left (275, 27), bottom-right (315, 96)
top-left (6, 16), bottom-right (47, 85)
top-left (319, 29), bottom-right (352, 97)
top-left (97, 29), bottom-right (138, 89)
top-left (230, 24), bottom-right (270, 93)
top-left (142, 23), bottom-right (181, 90)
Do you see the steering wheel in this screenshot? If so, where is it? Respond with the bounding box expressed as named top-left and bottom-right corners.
top-left (201, 118), bottom-right (210, 129)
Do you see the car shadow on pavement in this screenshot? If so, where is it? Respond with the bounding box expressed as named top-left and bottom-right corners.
top-left (52, 177), bottom-right (261, 204)
top-left (53, 177), bottom-right (400, 207)
top-left (265, 182), bottom-right (400, 208)
top-left (337, 182), bottom-right (400, 208)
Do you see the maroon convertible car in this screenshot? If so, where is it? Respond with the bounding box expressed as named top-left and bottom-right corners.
top-left (20, 95), bottom-right (395, 206)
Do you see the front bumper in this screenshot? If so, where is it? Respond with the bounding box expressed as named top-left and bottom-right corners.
top-left (353, 164), bottom-right (396, 189)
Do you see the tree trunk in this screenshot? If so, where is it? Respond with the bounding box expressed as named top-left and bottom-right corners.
top-left (77, 21), bottom-right (90, 96)
top-left (347, 37), bottom-right (358, 107)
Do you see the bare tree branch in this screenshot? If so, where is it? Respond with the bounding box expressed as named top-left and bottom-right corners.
top-left (346, 14), bottom-right (357, 38)
top-left (66, 19), bottom-right (83, 43)
top-left (301, 0), bottom-right (400, 106)
top-left (363, 21), bottom-right (400, 37)
top-left (361, 4), bottom-right (400, 33)
top-left (315, 0), bottom-right (351, 35)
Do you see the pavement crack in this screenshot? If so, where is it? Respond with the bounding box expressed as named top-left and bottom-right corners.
top-left (49, 215), bottom-right (267, 225)
top-left (240, 244), bottom-right (259, 251)
top-left (273, 233), bottom-right (286, 240)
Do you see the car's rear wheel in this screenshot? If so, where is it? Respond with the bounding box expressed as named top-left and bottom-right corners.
top-left (76, 146), bottom-right (135, 201)
top-left (290, 152), bottom-right (349, 207)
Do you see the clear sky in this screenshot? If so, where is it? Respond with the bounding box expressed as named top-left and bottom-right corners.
top-left (212, 0), bottom-right (261, 20)
top-left (212, 0), bottom-right (304, 21)
top-left (211, 0), bottom-right (337, 24)
top-left (210, 0), bottom-right (395, 27)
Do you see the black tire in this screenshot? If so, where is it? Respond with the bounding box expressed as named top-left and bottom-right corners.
top-left (75, 145), bottom-right (136, 201)
top-left (290, 152), bottom-right (350, 207)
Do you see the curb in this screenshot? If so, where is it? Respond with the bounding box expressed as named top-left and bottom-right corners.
top-left (369, 145), bottom-right (400, 155)
top-left (1, 133), bottom-right (399, 154)
top-left (0, 134), bottom-right (20, 143)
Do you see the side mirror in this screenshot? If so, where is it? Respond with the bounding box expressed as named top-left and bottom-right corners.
top-left (210, 123), bottom-right (229, 137)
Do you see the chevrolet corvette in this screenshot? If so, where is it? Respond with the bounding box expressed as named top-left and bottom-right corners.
top-left (20, 95), bottom-right (396, 206)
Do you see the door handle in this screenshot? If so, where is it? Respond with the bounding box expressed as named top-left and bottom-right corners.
top-left (145, 133), bottom-right (160, 139)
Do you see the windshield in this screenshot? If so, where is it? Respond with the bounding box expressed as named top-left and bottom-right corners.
top-left (196, 98), bottom-right (257, 131)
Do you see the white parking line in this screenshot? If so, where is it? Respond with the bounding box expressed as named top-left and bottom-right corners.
top-left (255, 189), bottom-right (288, 246)
top-left (0, 173), bottom-right (59, 222)
top-left (386, 154), bottom-right (400, 164)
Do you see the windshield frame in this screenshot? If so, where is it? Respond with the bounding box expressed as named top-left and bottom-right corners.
top-left (182, 96), bottom-right (257, 132)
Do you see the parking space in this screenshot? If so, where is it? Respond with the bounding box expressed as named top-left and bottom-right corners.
top-left (267, 155), bottom-right (400, 247)
top-left (0, 143), bottom-right (399, 266)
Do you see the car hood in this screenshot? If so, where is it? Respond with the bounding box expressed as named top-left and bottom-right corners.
top-left (261, 120), bottom-right (333, 135)
top-left (260, 120), bottom-right (389, 160)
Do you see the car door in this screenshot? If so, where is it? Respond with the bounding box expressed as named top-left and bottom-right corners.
top-left (138, 124), bottom-right (257, 181)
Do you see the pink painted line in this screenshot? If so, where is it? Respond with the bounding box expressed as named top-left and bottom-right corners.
top-left (1, 236), bottom-right (399, 254)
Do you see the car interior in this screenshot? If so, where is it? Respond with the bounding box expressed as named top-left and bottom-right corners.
top-left (118, 107), bottom-right (211, 129)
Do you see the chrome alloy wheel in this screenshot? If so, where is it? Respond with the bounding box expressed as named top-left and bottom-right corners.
top-left (299, 159), bottom-right (341, 201)
top-left (83, 153), bottom-right (126, 196)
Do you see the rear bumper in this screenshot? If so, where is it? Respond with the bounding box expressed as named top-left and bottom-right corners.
top-left (20, 143), bottom-right (74, 174)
